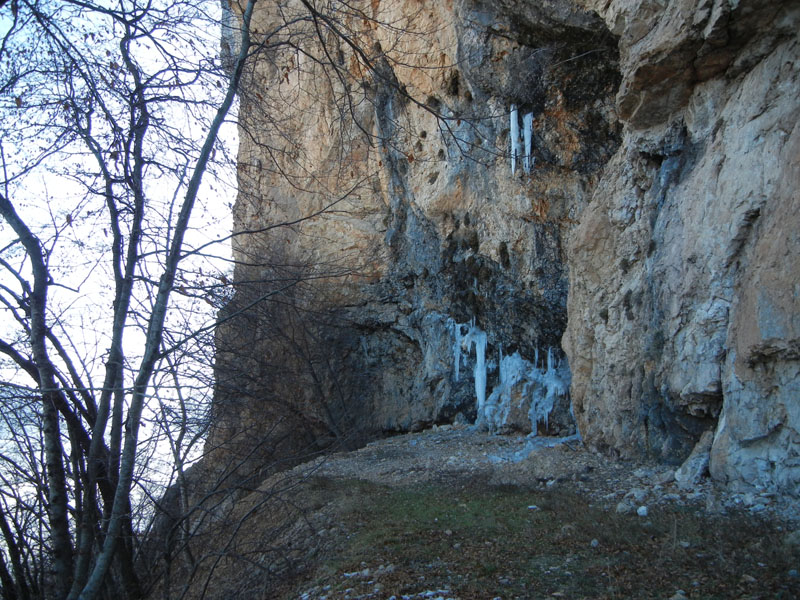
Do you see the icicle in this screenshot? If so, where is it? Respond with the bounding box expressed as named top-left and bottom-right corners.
top-left (510, 104), bottom-right (520, 175)
top-left (473, 327), bottom-right (487, 413)
top-left (497, 345), bottom-right (504, 383)
top-left (450, 318), bottom-right (489, 417)
top-left (450, 319), bottom-right (463, 382)
top-left (523, 112), bottom-right (533, 173)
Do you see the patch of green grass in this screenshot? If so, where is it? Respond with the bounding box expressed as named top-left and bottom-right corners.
top-left (290, 479), bottom-right (800, 600)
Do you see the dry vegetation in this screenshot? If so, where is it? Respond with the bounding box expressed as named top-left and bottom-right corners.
top-left (162, 430), bottom-right (800, 600)
top-left (291, 478), bottom-right (799, 599)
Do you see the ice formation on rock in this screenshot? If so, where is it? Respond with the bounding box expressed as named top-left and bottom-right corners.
top-left (510, 106), bottom-right (535, 175)
top-left (449, 319), bottom-right (488, 413)
top-left (528, 348), bottom-right (568, 432)
top-left (450, 319), bottom-right (464, 382)
top-left (481, 348), bottom-right (569, 434)
top-left (523, 112), bottom-right (534, 173)
top-left (470, 328), bottom-right (487, 413)
top-left (448, 319), bottom-right (569, 434)
top-left (510, 104), bottom-right (520, 175)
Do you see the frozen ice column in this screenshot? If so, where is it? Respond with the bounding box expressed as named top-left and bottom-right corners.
top-left (510, 104), bottom-right (521, 175)
top-left (523, 112), bottom-right (534, 173)
top-left (449, 319), bottom-right (488, 415)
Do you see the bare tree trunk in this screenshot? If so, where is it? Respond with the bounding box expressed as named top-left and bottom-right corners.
top-left (0, 193), bottom-right (75, 598)
top-left (0, 507), bottom-right (30, 600)
top-left (0, 554), bottom-right (17, 600)
top-left (77, 2), bottom-right (257, 597)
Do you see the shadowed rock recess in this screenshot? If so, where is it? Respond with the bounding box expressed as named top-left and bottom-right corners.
top-left (209, 0), bottom-right (799, 498)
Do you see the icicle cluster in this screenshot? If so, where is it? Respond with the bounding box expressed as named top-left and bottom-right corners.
top-left (449, 319), bottom-right (568, 435)
top-left (509, 104), bottom-right (535, 175)
top-left (449, 319), bottom-right (488, 413)
top-left (483, 347), bottom-right (568, 435)
top-left (527, 348), bottom-right (568, 433)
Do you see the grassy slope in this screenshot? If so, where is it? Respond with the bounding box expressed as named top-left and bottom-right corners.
top-left (287, 477), bottom-right (799, 600)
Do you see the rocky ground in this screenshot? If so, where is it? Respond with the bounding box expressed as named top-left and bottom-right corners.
top-left (265, 427), bottom-right (800, 600)
top-left (177, 428), bottom-right (800, 600)
top-left (303, 426), bottom-right (800, 522)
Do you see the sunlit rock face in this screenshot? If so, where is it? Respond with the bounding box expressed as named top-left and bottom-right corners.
top-left (564, 0), bottom-right (800, 495)
top-left (213, 0), bottom-right (799, 498)
top-left (209, 0), bottom-right (619, 472)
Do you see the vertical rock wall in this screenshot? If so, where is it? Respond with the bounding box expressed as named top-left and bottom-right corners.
top-left (210, 0), bottom-right (620, 471)
top-left (564, 0), bottom-right (800, 495)
top-left (213, 0), bottom-right (799, 497)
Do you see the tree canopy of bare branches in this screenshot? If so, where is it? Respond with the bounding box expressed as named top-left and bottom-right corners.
top-left (0, 0), bottom-right (257, 596)
top-left (0, 0), bottom-right (462, 597)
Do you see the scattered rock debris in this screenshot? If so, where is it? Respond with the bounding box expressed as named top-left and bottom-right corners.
top-left (220, 426), bottom-right (798, 600)
top-left (300, 426), bottom-right (799, 523)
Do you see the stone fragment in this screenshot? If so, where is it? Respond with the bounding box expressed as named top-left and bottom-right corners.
top-left (675, 431), bottom-right (714, 490)
top-left (616, 501), bottom-right (634, 514)
top-left (653, 469), bottom-right (675, 486)
top-left (624, 487), bottom-right (648, 503)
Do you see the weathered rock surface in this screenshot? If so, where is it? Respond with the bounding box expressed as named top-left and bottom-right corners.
top-left (564, 0), bottom-right (800, 495)
top-left (212, 0), bottom-right (800, 498)
top-left (675, 430), bottom-right (713, 490)
top-left (210, 0), bottom-right (619, 474)
top-left (565, 2), bottom-right (800, 494)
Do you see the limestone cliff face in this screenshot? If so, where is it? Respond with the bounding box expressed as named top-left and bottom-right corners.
top-left (213, 0), bottom-right (799, 496)
top-left (564, 0), bottom-right (800, 495)
top-left (211, 0), bottom-right (618, 469)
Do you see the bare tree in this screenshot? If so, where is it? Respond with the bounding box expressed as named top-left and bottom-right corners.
top-left (0, 0), bottom-right (463, 598)
top-left (0, 0), bottom-right (257, 596)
